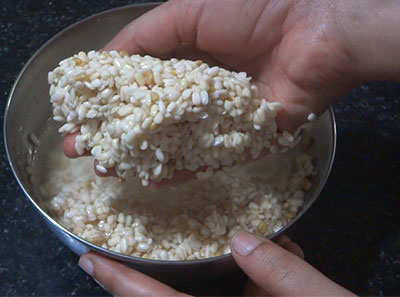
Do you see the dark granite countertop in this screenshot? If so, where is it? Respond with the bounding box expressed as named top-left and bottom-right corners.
top-left (1, 1), bottom-right (399, 296)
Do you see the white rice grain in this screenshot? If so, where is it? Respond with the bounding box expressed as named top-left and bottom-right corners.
top-left (48, 51), bottom-right (315, 186)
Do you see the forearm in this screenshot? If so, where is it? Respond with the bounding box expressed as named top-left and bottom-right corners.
top-left (339, 0), bottom-right (400, 82)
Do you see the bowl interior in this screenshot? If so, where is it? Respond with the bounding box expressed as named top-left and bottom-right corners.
top-left (4, 3), bottom-right (335, 265)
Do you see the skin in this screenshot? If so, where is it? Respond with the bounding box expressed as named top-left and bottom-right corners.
top-left (64, 0), bottom-right (400, 185)
top-left (65, 0), bottom-right (358, 184)
top-left (79, 233), bottom-right (356, 296)
top-left (67, 0), bottom-right (400, 294)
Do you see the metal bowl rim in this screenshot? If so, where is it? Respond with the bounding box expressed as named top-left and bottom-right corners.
top-left (3, 2), bottom-right (337, 266)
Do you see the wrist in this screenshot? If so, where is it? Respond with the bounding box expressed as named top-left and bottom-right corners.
top-left (337, 0), bottom-right (400, 82)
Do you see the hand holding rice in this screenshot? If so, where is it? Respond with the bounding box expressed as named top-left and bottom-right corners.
top-left (48, 50), bottom-right (315, 186)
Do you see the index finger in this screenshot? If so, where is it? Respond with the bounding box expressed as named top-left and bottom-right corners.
top-left (79, 253), bottom-right (190, 297)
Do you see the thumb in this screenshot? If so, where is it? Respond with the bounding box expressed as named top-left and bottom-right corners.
top-left (231, 231), bottom-right (356, 297)
top-left (103, 0), bottom-right (200, 56)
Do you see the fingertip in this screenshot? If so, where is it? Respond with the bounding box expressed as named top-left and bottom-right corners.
top-left (282, 241), bottom-right (305, 259)
top-left (231, 231), bottom-right (267, 257)
top-left (100, 17), bottom-right (148, 55)
top-left (93, 160), bottom-right (117, 177)
top-left (274, 235), bottom-right (304, 259)
top-left (101, 41), bottom-right (127, 53)
top-left (78, 253), bottom-right (94, 276)
top-left (275, 235), bottom-right (291, 246)
top-left (64, 133), bottom-right (80, 158)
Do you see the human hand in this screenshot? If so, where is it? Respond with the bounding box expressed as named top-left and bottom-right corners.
top-left (78, 231), bottom-right (356, 296)
top-left (63, 131), bottom-right (268, 188)
top-left (64, 0), bottom-right (400, 184)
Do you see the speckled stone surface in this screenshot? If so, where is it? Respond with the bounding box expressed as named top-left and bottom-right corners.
top-left (1, 1), bottom-right (399, 296)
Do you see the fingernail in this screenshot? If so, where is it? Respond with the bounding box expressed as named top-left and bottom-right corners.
top-left (79, 257), bottom-right (94, 276)
top-left (232, 231), bottom-right (263, 256)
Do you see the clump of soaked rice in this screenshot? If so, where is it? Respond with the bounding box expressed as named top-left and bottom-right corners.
top-left (40, 143), bottom-right (315, 260)
top-left (48, 51), bottom-right (313, 186)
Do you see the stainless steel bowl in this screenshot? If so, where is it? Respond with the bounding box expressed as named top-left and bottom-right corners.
top-left (3, 3), bottom-right (336, 283)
